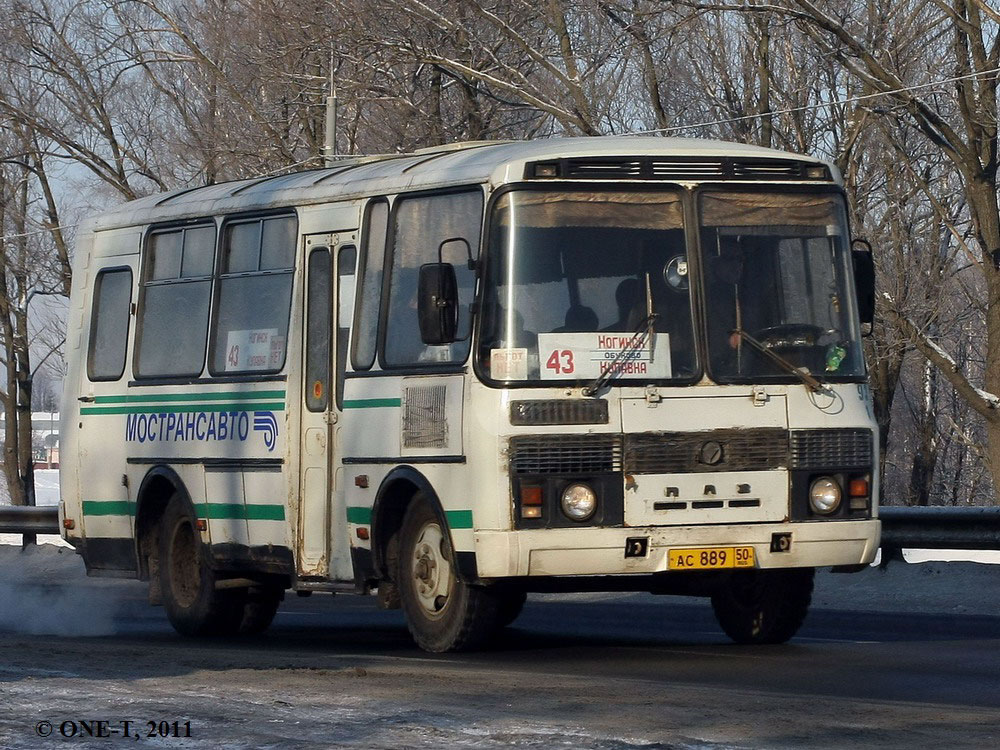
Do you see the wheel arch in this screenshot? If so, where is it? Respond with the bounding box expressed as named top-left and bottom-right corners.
top-left (370, 466), bottom-right (472, 583)
top-left (134, 465), bottom-right (197, 581)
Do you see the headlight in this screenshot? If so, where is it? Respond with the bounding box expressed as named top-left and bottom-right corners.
top-left (560, 483), bottom-right (597, 521)
top-left (809, 476), bottom-right (841, 514)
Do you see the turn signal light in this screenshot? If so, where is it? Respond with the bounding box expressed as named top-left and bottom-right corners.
top-left (521, 486), bottom-right (543, 505)
top-left (63, 519), bottom-right (75, 530)
top-left (848, 478), bottom-right (869, 497)
top-left (195, 519), bottom-right (207, 531)
top-left (521, 506), bottom-right (542, 519)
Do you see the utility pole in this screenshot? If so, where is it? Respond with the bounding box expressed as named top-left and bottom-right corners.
top-left (324, 48), bottom-right (338, 167)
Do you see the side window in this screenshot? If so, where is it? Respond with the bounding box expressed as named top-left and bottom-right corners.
top-left (383, 190), bottom-right (482, 367)
top-left (88, 268), bottom-right (132, 381)
top-left (336, 246), bottom-right (357, 409)
top-left (135, 225), bottom-right (215, 377)
top-left (211, 215), bottom-right (297, 374)
top-left (352, 200), bottom-right (388, 370)
top-left (304, 248), bottom-right (331, 412)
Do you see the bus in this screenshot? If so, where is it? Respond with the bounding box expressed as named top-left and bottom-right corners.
top-left (60, 137), bottom-right (879, 651)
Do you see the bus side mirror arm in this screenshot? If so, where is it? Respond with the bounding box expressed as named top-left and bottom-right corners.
top-left (851, 238), bottom-right (875, 335)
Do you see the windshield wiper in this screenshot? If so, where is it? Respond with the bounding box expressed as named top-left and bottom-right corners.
top-left (731, 328), bottom-right (825, 392)
top-left (582, 313), bottom-right (658, 397)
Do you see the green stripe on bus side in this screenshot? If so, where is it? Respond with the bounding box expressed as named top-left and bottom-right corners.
top-left (82, 500), bottom-right (137, 516)
top-left (198, 503), bottom-right (286, 521)
top-left (446, 510), bottom-right (474, 529)
top-left (342, 398), bottom-right (402, 409)
top-left (346, 507), bottom-right (472, 529)
top-left (82, 501), bottom-right (284, 521)
top-left (93, 391), bottom-right (286, 404)
top-left (80, 402), bottom-right (284, 415)
top-left (346, 506), bottom-right (373, 525)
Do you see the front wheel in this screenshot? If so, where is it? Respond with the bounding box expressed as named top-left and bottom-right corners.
top-left (397, 498), bottom-right (499, 652)
top-left (711, 568), bottom-right (814, 644)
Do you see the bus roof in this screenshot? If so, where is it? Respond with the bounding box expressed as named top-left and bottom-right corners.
top-left (87, 136), bottom-right (834, 232)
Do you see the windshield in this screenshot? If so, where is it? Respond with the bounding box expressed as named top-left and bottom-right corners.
top-left (478, 190), bottom-right (698, 384)
top-left (700, 191), bottom-right (864, 381)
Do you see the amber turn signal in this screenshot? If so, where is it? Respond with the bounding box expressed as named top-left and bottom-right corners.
top-left (521, 486), bottom-right (543, 505)
top-left (848, 478), bottom-right (869, 497)
top-left (63, 519), bottom-right (75, 530)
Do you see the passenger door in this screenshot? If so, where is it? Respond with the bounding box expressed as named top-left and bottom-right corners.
top-left (298, 233), bottom-right (357, 580)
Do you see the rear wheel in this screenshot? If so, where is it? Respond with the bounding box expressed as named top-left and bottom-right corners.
top-left (158, 495), bottom-right (245, 636)
top-left (711, 567), bottom-right (814, 645)
top-left (240, 586), bottom-right (283, 635)
top-left (397, 497), bottom-right (499, 652)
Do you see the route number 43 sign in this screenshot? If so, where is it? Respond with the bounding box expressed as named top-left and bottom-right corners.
top-left (225, 328), bottom-right (283, 371)
top-left (536, 332), bottom-right (672, 380)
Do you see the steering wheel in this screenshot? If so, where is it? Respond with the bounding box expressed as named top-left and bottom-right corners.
top-left (751, 323), bottom-right (827, 347)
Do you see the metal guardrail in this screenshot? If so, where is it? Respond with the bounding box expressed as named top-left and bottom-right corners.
top-left (0, 505), bottom-right (59, 535)
top-left (880, 506), bottom-right (1000, 552)
top-left (1, 503), bottom-right (996, 556)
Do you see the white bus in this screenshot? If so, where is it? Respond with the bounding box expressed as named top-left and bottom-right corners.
top-left (60, 137), bottom-right (879, 651)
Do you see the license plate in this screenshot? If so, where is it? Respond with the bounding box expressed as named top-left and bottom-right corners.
top-left (668, 546), bottom-right (755, 571)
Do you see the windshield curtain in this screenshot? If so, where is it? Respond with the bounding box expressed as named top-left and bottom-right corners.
top-left (700, 191), bottom-right (864, 382)
top-left (478, 189), bottom-right (698, 384)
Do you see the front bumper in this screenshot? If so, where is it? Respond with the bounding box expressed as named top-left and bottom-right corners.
top-left (474, 519), bottom-right (880, 578)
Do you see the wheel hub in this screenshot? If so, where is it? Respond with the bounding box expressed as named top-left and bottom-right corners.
top-left (410, 521), bottom-right (453, 618)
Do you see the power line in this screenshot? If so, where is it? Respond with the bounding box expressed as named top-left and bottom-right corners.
top-left (0, 157), bottom-right (323, 243)
top-left (0, 224), bottom-right (77, 242)
top-left (629, 65), bottom-right (1000, 136)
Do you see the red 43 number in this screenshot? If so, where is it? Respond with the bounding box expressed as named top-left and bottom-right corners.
top-left (545, 349), bottom-right (575, 374)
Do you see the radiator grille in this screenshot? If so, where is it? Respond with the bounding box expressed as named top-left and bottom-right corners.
top-left (509, 434), bottom-right (622, 475)
top-left (533, 157), bottom-right (823, 182)
top-left (624, 429), bottom-right (789, 474)
top-left (790, 429), bottom-right (872, 470)
top-left (510, 399), bottom-right (609, 426)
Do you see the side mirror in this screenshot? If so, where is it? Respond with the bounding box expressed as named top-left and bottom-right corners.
top-left (418, 263), bottom-right (458, 345)
top-left (851, 239), bottom-right (875, 332)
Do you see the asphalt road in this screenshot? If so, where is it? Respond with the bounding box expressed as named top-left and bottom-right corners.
top-left (1, 579), bottom-right (999, 749)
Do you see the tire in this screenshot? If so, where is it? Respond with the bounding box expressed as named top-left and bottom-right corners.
top-left (496, 589), bottom-right (527, 628)
top-left (239, 586), bottom-right (283, 635)
top-left (158, 494), bottom-right (245, 637)
top-left (396, 497), bottom-right (499, 653)
top-left (710, 567), bottom-right (814, 645)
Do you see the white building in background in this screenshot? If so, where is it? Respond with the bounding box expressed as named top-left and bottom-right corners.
top-left (0, 412), bottom-right (60, 468)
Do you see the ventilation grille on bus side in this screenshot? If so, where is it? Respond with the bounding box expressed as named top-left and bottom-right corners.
top-left (402, 385), bottom-right (448, 448)
top-left (509, 435), bottom-right (623, 474)
top-left (624, 429), bottom-right (789, 474)
top-left (790, 429), bottom-right (872, 470)
top-left (526, 157), bottom-right (826, 181)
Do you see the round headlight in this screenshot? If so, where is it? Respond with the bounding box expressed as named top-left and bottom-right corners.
top-left (560, 483), bottom-right (597, 521)
top-left (809, 476), bottom-right (841, 514)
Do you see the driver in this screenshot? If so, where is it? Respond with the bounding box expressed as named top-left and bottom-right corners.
top-left (602, 278), bottom-right (644, 332)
